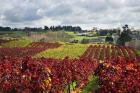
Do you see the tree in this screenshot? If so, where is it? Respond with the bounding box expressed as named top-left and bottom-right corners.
top-left (105, 36), bottom-right (113, 43)
top-left (81, 38), bottom-right (90, 44)
top-left (117, 25), bottom-right (132, 46)
top-left (44, 26), bottom-right (49, 31)
top-left (0, 26), bottom-right (11, 31)
top-left (50, 26), bottom-right (55, 31)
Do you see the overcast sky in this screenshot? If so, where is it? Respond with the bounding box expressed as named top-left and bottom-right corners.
top-left (0, 0), bottom-right (140, 30)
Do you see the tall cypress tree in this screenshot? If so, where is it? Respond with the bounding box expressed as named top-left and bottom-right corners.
top-left (117, 25), bottom-right (132, 46)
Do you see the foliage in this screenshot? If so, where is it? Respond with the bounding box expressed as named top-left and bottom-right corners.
top-left (49, 26), bottom-right (82, 32)
top-left (0, 56), bottom-right (98, 93)
top-left (0, 56), bottom-right (51, 93)
top-left (1, 22), bottom-right (140, 93)
top-left (97, 29), bottom-right (120, 36)
top-left (0, 41), bottom-right (139, 92)
top-left (117, 25), bottom-right (132, 46)
top-left (105, 36), bottom-right (113, 43)
top-left (96, 57), bottom-right (140, 93)
top-left (0, 26), bottom-right (11, 31)
top-left (81, 45), bottom-right (137, 60)
top-left (82, 45), bottom-right (140, 93)
top-left (81, 38), bottom-right (90, 44)
top-left (0, 42), bottom-right (61, 58)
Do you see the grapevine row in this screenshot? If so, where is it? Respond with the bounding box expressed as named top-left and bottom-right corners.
top-left (81, 45), bottom-right (138, 61)
top-left (0, 42), bottom-right (61, 59)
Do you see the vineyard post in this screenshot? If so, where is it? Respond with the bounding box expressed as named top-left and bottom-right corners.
top-left (67, 82), bottom-right (71, 93)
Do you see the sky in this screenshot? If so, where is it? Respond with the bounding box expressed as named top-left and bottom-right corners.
top-left (0, 0), bottom-right (140, 30)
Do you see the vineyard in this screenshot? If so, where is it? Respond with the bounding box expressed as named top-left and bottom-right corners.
top-left (0, 42), bottom-right (61, 58)
top-left (81, 45), bottom-right (138, 60)
top-left (0, 40), bottom-right (139, 93)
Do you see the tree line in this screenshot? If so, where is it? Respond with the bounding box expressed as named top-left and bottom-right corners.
top-left (0, 26), bottom-right (82, 32)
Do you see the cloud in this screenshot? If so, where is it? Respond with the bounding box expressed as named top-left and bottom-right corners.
top-left (0, 0), bottom-right (140, 29)
top-left (46, 3), bottom-right (73, 17)
top-left (3, 8), bottom-right (42, 22)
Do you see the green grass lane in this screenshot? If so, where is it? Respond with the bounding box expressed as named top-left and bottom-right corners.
top-left (35, 43), bottom-right (89, 59)
top-left (81, 75), bottom-right (99, 93)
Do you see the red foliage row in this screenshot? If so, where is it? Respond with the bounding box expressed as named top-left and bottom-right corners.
top-left (0, 56), bottom-right (98, 93)
top-left (81, 45), bottom-right (138, 61)
top-left (96, 57), bottom-right (140, 93)
top-left (0, 56), bottom-right (50, 93)
top-left (27, 42), bottom-right (61, 49)
top-left (82, 45), bottom-right (140, 93)
top-left (0, 42), bottom-right (61, 58)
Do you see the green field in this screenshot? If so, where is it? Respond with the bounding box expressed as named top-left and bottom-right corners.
top-left (66, 32), bottom-right (97, 41)
top-left (35, 43), bottom-right (89, 59)
top-left (137, 51), bottom-right (140, 56)
top-left (1, 39), bottom-right (32, 48)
